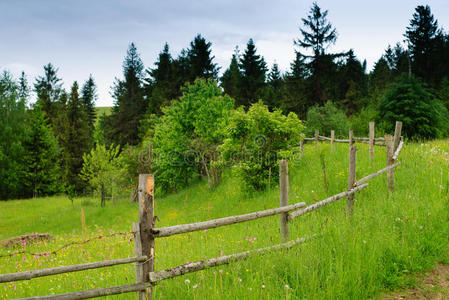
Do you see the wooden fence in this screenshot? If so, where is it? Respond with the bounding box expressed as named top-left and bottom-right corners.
top-left (0, 121), bottom-right (405, 300)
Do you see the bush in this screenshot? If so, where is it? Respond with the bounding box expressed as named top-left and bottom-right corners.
top-left (218, 101), bottom-right (303, 191)
top-left (348, 106), bottom-right (384, 137)
top-left (378, 75), bottom-right (449, 139)
top-left (80, 144), bottom-right (126, 207)
top-left (151, 79), bottom-right (234, 193)
top-left (305, 101), bottom-right (349, 138)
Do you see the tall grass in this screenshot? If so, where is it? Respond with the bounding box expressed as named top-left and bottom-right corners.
top-left (0, 141), bottom-right (448, 299)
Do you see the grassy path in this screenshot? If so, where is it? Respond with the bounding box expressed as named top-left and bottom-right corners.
top-left (382, 264), bottom-right (449, 299)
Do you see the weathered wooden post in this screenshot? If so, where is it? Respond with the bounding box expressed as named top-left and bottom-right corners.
top-left (393, 121), bottom-right (403, 152)
top-left (134, 174), bottom-right (155, 300)
top-left (369, 122), bottom-right (375, 160)
top-left (349, 130), bottom-right (354, 148)
top-left (314, 130), bottom-right (319, 149)
top-left (347, 146), bottom-right (357, 215)
top-left (330, 130), bottom-right (335, 151)
top-left (385, 135), bottom-right (394, 193)
top-left (279, 160), bottom-right (289, 243)
top-left (300, 139), bottom-right (304, 153)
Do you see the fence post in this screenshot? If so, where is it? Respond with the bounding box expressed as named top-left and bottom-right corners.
top-left (347, 146), bottom-right (357, 215)
top-left (300, 139), bottom-right (304, 153)
top-left (331, 130), bottom-right (335, 151)
top-left (279, 160), bottom-right (289, 243)
top-left (393, 121), bottom-right (403, 151)
top-left (385, 135), bottom-right (394, 193)
top-left (369, 122), bottom-right (374, 160)
top-left (315, 130), bottom-right (319, 149)
top-left (136, 174), bottom-right (155, 299)
top-left (349, 130), bottom-right (354, 148)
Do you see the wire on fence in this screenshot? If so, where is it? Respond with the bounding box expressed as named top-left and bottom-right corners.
top-left (0, 231), bottom-right (136, 259)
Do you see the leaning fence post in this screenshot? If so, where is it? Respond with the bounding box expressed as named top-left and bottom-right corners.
top-left (279, 160), bottom-right (289, 243)
top-left (136, 174), bottom-right (155, 299)
top-left (369, 122), bottom-right (375, 160)
top-left (385, 135), bottom-right (394, 193)
top-left (331, 130), bottom-right (335, 151)
top-left (314, 130), bottom-right (319, 149)
top-left (347, 146), bottom-right (357, 215)
top-left (393, 121), bottom-right (403, 152)
top-left (349, 130), bottom-right (354, 148)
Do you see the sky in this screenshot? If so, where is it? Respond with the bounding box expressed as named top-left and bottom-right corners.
top-left (1, 0), bottom-right (448, 107)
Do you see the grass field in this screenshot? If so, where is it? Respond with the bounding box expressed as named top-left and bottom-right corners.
top-left (1, 141), bottom-right (449, 299)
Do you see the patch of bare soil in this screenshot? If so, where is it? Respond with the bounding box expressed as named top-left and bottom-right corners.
top-left (381, 265), bottom-right (449, 300)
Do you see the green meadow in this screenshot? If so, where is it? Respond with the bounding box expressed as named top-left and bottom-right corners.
top-left (1, 141), bottom-right (448, 299)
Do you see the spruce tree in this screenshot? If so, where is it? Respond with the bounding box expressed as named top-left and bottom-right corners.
top-left (34, 63), bottom-right (63, 122)
top-left (64, 82), bottom-right (91, 193)
top-left (239, 39), bottom-right (267, 107)
top-left (81, 75), bottom-right (97, 137)
top-left (405, 5), bottom-right (439, 82)
top-left (144, 43), bottom-right (177, 116)
top-left (23, 105), bottom-right (61, 198)
top-left (289, 51), bottom-right (308, 80)
top-left (221, 48), bottom-right (243, 106)
top-left (265, 63), bottom-right (283, 110)
top-left (186, 34), bottom-right (219, 81)
top-left (294, 2), bottom-right (341, 105)
top-left (0, 71), bottom-right (27, 200)
top-left (106, 43), bottom-right (147, 146)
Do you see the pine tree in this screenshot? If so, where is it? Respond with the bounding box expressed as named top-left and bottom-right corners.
top-left (23, 105), bottom-right (61, 198)
top-left (405, 5), bottom-right (439, 82)
top-left (221, 47), bottom-right (243, 106)
top-left (106, 43), bottom-right (147, 146)
top-left (239, 39), bottom-right (267, 107)
top-left (186, 34), bottom-right (219, 81)
top-left (81, 75), bottom-right (97, 137)
top-left (64, 82), bottom-right (91, 193)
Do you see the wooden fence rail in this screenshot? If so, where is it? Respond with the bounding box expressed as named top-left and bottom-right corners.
top-left (152, 200), bottom-right (306, 238)
top-left (0, 256), bottom-right (147, 283)
top-left (3, 120), bottom-right (405, 300)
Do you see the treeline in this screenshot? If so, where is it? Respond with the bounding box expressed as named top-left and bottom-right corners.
top-left (1, 3), bottom-right (449, 200)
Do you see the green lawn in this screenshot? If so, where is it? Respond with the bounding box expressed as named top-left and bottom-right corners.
top-left (1, 141), bottom-right (448, 299)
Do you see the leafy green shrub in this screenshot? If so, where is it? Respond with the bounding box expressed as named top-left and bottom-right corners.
top-left (151, 79), bottom-right (234, 193)
top-left (218, 101), bottom-right (303, 191)
top-left (378, 74), bottom-right (449, 139)
top-left (80, 144), bottom-right (126, 207)
top-left (305, 101), bottom-right (349, 138)
top-left (348, 106), bottom-right (384, 137)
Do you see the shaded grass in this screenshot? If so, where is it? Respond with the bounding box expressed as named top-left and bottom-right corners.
top-left (0, 141), bottom-right (448, 299)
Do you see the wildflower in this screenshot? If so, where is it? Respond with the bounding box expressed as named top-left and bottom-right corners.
top-left (395, 217), bottom-right (401, 222)
top-left (261, 284), bottom-right (265, 289)
top-left (185, 279), bottom-right (190, 284)
top-left (238, 277), bottom-right (242, 282)
top-left (219, 269), bottom-right (223, 274)
top-left (285, 284), bottom-right (290, 289)
top-left (193, 284), bottom-right (198, 289)
top-left (363, 240), bottom-right (366, 244)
